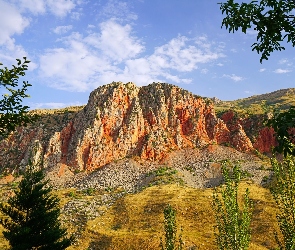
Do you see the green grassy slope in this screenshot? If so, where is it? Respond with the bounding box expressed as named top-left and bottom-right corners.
top-left (214, 88), bottom-right (295, 115)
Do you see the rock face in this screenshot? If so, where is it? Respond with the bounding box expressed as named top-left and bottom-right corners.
top-left (253, 127), bottom-right (277, 153)
top-left (220, 110), bottom-right (277, 154)
top-left (0, 82), bottom-right (257, 172)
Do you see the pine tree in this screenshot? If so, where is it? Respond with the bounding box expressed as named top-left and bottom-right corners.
top-left (0, 162), bottom-right (74, 250)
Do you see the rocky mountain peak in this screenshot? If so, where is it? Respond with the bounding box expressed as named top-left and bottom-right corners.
top-left (0, 82), bottom-right (257, 173)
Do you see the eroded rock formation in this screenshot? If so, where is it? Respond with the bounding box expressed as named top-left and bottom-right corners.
top-left (0, 82), bottom-right (260, 172)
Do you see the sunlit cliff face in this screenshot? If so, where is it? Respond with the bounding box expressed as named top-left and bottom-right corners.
top-left (0, 82), bottom-right (276, 173)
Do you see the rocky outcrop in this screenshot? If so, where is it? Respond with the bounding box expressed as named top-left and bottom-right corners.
top-left (220, 110), bottom-right (277, 154)
top-left (220, 110), bottom-right (253, 151)
top-left (253, 127), bottom-right (277, 153)
top-left (0, 82), bottom-right (255, 172)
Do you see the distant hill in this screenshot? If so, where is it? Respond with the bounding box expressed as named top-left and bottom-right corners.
top-left (213, 88), bottom-right (295, 115)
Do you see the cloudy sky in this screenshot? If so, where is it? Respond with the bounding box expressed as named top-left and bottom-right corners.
top-left (1, 0), bottom-right (294, 109)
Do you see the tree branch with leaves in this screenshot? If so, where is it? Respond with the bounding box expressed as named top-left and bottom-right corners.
top-left (0, 57), bottom-right (38, 139)
top-left (219, 0), bottom-right (295, 63)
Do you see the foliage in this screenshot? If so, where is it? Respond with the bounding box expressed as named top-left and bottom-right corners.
top-left (266, 107), bottom-right (295, 156)
top-left (0, 58), bottom-right (38, 138)
top-left (218, 1), bottom-right (295, 156)
top-left (160, 204), bottom-right (183, 250)
top-left (219, 0), bottom-right (295, 63)
top-left (213, 162), bottom-right (253, 250)
top-left (0, 161), bottom-right (74, 249)
top-left (271, 155), bottom-right (295, 249)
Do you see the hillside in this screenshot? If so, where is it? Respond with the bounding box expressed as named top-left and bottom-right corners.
top-left (0, 150), bottom-right (278, 249)
top-left (1, 83), bottom-right (295, 249)
top-left (214, 88), bottom-right (295, 115)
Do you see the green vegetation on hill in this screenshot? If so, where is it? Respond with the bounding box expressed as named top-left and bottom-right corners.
top-left (214, 88), bottom-right (295, 116)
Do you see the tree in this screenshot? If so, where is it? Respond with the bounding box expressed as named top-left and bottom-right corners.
top-left (0, 161), bottom-right (74, 249)
top-left (213, 161), bottom-right (253, 250)
top-left (160, 204), bottom-right (183, 250)
top-left (0, 57), bottom-right (37, 138)
top-left (266, 107), bottom-right (295, 156)
top-left (219, 0), bottom-right (295, 63)
top-left (218, 2), bottom-right (295, 249)
top-left (271, 155), bottom-right (295, 249)
top-left (218, 0), bottom-right (295, 155)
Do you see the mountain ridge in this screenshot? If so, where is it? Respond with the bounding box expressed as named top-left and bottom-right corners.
top-left (1, 82), bottom-right (292, 175)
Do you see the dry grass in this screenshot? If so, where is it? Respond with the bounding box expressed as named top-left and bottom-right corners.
top-left (65, 182), bottom-right (279, 250)
top-left (0, 182), bottom-right (282, 250)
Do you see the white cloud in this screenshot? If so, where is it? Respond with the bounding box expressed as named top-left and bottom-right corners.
top-left (222, 74), bottom-right (245, 82)
top-left (71, 11), bottom-right (81, 20)
top-left (99, 19), bottom-right (144, 61)
top-left (11, 0), bottom-right (78, 17)
top-left (53, 25), bottom-right (73, 34)
top-left (39, 35), bottom-right (115, 91)
top-left (259, 68), bottom-right (266, 72)
top-left (279, 58), bottom-right (288, 64)
top-left (217, 63), bottom-right (223, 67)
top-left (38, 20), bottom-right (225, 91)
top-left (15, 0), bottom-right (46, 14)
top-left (46, 0), bottom-right (76, 17)
top-left (99, 0), bottom-right (137, 21)
top-left (115, 36), bottom-right (223, 84)
top-left (273, 68), bottom-right (291, 74)
top-left (84, 19), bottom-right (144, 62)
top-left (278, 58), bottom-right (293, 67)
top-left (0, 1), bottom-right (33, 66)
top-left (152, 36), bottom-right (223, 72)
top-left (0, 0), bottom-right (82, 67)
top-left (0, 1), bottom-right (30, 45)
top-left (0, 44), bottom-right (38, 70)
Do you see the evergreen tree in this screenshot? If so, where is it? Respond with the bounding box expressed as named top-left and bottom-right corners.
top-left (0, 162), bottom-right (74, 250)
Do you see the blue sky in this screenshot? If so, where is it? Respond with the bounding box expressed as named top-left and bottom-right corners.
top-left (0, 0), bottom-right (294, 109)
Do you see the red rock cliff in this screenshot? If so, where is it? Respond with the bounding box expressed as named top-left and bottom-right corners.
top-left (0, 82), bottom-right (254, 172)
